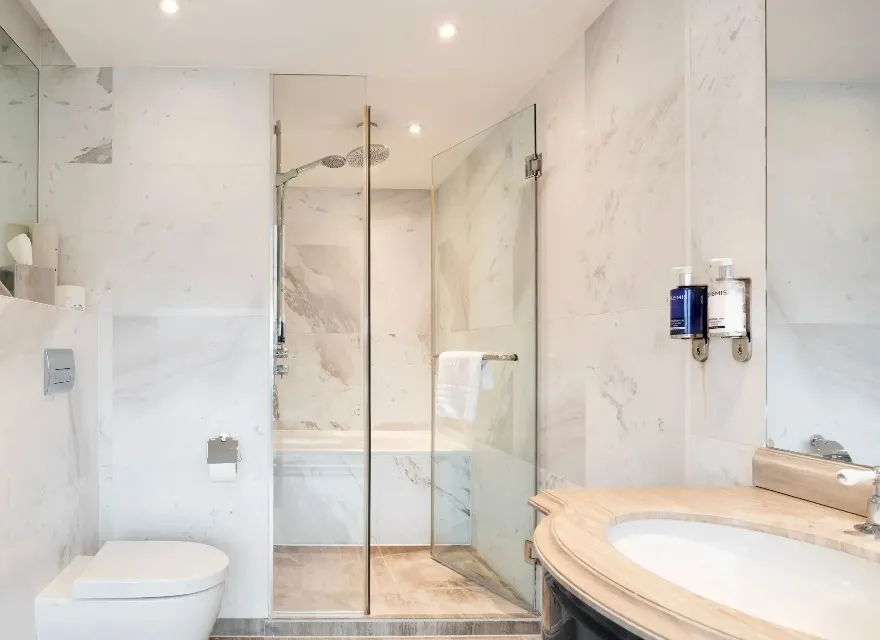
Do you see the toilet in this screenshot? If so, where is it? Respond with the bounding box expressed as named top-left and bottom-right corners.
top-left (34, 540), bottom-right (229, 640)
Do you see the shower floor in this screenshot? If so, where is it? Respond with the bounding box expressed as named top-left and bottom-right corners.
top-left (273, 545), bottom-right (533, 617)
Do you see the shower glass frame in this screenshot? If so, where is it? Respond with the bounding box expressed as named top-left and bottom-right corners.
top-left (429, 104), bottom-right (539, 612)
top-left (270, 74), bottom-right (373, 617)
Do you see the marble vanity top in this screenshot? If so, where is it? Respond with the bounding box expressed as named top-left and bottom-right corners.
top-left (530, 486), bottom-right (880, 639)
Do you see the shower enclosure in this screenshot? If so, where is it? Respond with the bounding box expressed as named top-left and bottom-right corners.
top-left (271, 73), bottom-right (537, 618)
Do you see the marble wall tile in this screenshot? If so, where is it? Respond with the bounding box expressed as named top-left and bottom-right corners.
top-left (371, 333), bottom-right (431, 431)
top-left (686, 435), bottom-right (755, 486)
top-left (371, 189), bottom-right (431, 336)
top-left (284, 187), bottom-right (362, 249)
top-left (277, 333), bottom-right (362, 432)
top-left (40, 66), bottom-right (113, 166)
top-left (688, 0), bottom-right (767, 455)
top-left (0, 297), bottom-right (99, 640)
top-left (284, 244), bottom-right (361, 334)
top-left (582, 308), bottom-right (685, 486)
top-left (281, 187), bottom-right (431, 434)
top-left (109, 314), bottom-right (271, 618)
top-left (42, 163), bottom-right (271, 315)
top-left (539, 317), bottom-right (588, 486)
top-left (579, 0), bottom-right (685, 317)
top-left (530, 36), bottom-right (588, 322)
top-left (40, 31), bottom-right (74, 67)
top-left (113, 68), bottom-right (270, 167)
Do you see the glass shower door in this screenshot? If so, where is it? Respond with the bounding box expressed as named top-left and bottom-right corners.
top-left (271, 74), bottom-right (372, 616)
top-left (430, 105), bottom-right (538, 611)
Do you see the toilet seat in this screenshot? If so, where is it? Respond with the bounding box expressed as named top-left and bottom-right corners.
top-left (71, 541), bottom-right (229, 600)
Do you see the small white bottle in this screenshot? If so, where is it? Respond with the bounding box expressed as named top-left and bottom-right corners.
top-left (707, 258), bottom-right (747, 338)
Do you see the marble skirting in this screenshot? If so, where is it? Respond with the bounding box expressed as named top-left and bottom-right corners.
top-left (212, 618), bottom-right (540, 637)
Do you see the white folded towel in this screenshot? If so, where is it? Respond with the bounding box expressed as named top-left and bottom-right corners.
top-left (435, 351), bottom-right (493, 424)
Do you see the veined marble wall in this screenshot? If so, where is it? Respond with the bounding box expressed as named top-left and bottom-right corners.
top-left (0, 297), bottom-right (100, 640)
top-left (685, 0), bottom-right (766, 486)
top-left (278, 187), bottom-right (431, 433)
top-left (767, 82), bottom-right (880, 465)
top-left (39, 51), bottom-right (274, 618)
top-left (523, 0), bottom-right (766, 491)
top-left (433, 107), bottom-right (537, 604)
top-left (531, 0), bottom-right (687, 490)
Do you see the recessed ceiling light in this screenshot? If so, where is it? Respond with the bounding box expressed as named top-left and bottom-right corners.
top-left (438, 23), bottom-right (457, 39)
top-left (159, 0), bottom-right (180, 15)
top-left (408, 123), bottom-right (423, 135)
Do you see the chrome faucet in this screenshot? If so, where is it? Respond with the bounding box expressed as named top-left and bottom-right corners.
top-left (810, 434), bottom-right (852, 463)
top-left (837, 467), bottom-right (880, 537)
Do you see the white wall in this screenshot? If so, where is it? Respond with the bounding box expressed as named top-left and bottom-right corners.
top-left (767, 81), bottom-right (880, 465)
top-left (0, 0), bottom-right (40, 63)
top-left (0, 298), bottom-right (100, 640)
top-left (529, 0), bottom-right (766, 490)
top-left (39, 64), bottom-right (274, 618)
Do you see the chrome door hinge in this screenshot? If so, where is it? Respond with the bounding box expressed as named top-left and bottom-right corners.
top-left (524, 539), bottom-right (539, 565)
top-left (525, 153), bottom-right (543, 179)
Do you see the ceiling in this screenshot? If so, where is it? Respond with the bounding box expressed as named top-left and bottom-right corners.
top-left (768, 0), bottom-right (880, 83)
top-left (27, 0), bottom-right (612, 188)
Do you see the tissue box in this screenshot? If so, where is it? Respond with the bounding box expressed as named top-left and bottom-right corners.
top-left (0, 265), bottom-right (56, 304)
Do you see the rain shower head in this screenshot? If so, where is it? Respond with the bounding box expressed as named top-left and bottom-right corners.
top-left (346, 120), bottom-right (390, 168)
top-left (346, 144), bottom-right (390, 168)
top-left (276, 154), bottom-right (346, 186)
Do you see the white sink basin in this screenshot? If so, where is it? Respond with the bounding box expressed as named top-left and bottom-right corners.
top-left (609, 519), bottom-right (880, 640)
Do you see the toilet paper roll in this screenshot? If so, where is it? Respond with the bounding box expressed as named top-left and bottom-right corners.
top-left (209, 462), bottom-right (237, 482)
top-left (1, 224), bottom-right (29, 266)
top-left (6, 233), bottom-right (32, 266)
top-left (55, 285), bottom-right (86, 312)
top-left (30, 223), bottom-right (59, 276)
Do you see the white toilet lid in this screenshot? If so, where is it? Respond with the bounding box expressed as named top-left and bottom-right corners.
top-left (72, 541), bottom-right (229, 599)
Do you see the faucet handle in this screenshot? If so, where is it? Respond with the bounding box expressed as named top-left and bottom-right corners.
top-left (837, 468), bottom-right (880, 486)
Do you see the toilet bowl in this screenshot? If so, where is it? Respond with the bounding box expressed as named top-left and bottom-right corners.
top-left (34, 540), bottom-right (229, 640)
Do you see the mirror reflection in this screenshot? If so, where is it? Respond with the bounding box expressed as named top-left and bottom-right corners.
top-left (0, 25), bottom-right (38, 268)
top-left (766, 0), bottom-right (880, 466)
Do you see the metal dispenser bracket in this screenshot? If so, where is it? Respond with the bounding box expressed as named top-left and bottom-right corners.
top-left (731, 277), bottom-right (752, 363)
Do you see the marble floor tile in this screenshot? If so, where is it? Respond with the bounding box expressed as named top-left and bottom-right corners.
top-left (273, 545), bottom-right (370, 613)
top-left (272, 546), bottom-right (533, 618)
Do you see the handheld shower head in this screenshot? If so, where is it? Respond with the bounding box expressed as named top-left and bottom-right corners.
top-left (276, 154), bottom-right (346, 186)
top-left (321, 155), bottom-right (346, 169)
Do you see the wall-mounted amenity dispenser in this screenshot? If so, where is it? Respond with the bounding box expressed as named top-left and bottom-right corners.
top-left (708, 258), bottom-right (751, 362)
top-left (670, 267), bottom-right (708, 361)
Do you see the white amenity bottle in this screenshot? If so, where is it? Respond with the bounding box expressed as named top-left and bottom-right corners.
top-left (707, 258), bottom-right (747, 338)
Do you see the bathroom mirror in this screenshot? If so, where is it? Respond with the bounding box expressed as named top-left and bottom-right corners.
top-left (766, 0), bottom-right (880, 466)
top-left (0, 24), bottom-right (38, 267)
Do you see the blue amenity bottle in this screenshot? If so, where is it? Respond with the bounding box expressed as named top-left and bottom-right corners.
top-left (670, 267), bottom-right (707, 339)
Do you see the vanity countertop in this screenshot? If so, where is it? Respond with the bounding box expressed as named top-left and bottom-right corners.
top-left (531, 486), bottom-right (878, 640)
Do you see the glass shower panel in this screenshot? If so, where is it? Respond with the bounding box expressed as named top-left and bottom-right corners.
top-left (431, 105), bottom-right (538, 611)
top-left (271, 74), bottom-right (369, 615)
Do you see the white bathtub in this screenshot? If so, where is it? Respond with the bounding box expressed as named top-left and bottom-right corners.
top-left (273, 429), bottom-right (471, 546)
